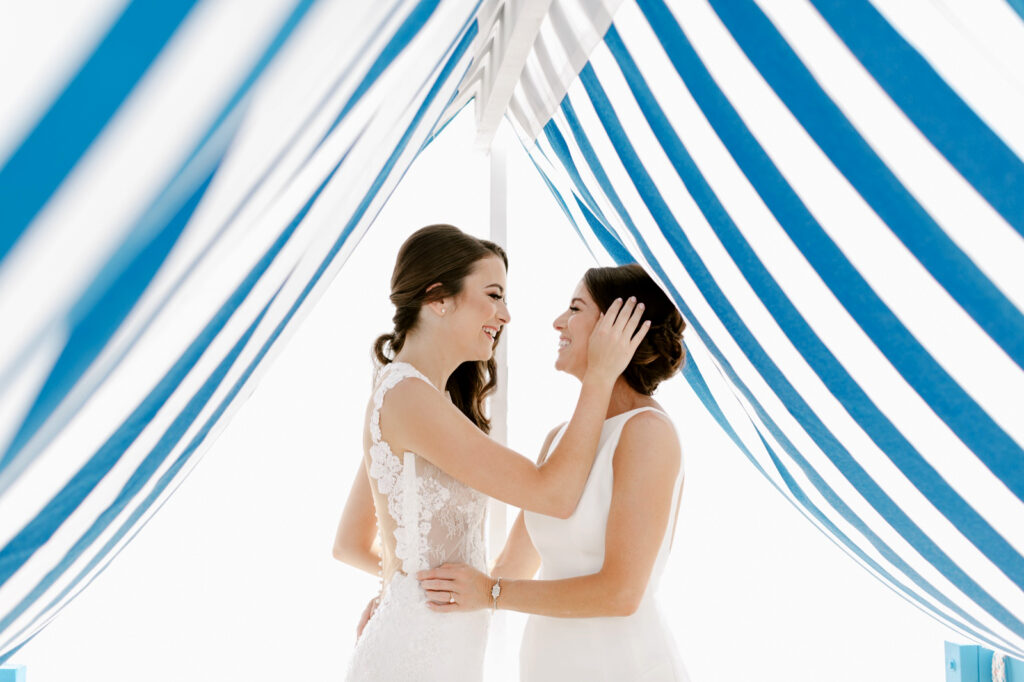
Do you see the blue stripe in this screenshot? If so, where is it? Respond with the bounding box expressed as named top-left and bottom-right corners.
top-left (571, 62), bottom-right (1024, 644)
top-left (297, 0), bottom-right (467, 226)
top-left (317, 0), bottom-right (443, 147)
top-left (172, 0), bottom-right (406, 281)
top-left (228, 0), bottom-right (407, 198)
top-left (423, 98), bottom-right (472, 150)
top-left (319, 13), bottom-right (479, 255)
top-left (541, 122), bottom-right (631, 263)
top-left (543, 122), bottom-right (616, 228)
top-left (0, 0), bottom-right (321, 482)
top-left (573, 195), bottom-right (633, 264)
top-left (809, 0), bottom-right (1024, 239)
top-left (0, 0), bottom-right (201, 264)
top-left (634, 0), bottom-right (1024, 505)
top-left (601, 24), bottom-right (1024, 593)
top-left (0, 633), bottom-right (31, 666)
top-left (523, 148), bottom-right (598, 261)
top-left (681, 356), bottom-right (774, 482)
top-left (63, 0), bottom-right (319, 328)
top-left (185, 0), bottom-right (320, 170)
top-left (0, 17), bottom-right (478, 648)
top-left (0, 118), bottom-right (254, 490)
top-left (706, 0), bottom-right (1024, 375)
top-left (1008, 0), bottom-right (1024, 21)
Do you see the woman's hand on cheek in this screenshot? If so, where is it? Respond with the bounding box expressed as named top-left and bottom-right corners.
top-left (586, 297), bottom-right (650, 382)
top-left (417, 563), bottom-right (493, 612)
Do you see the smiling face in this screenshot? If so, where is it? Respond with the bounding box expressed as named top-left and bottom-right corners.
top-left (552, 280), bottom-right (601, 380)
top-left (446, 254), bottom-right (511, 362)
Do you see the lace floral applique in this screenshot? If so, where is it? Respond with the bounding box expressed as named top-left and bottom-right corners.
top-left (366, 362), bottom-right (488, 576)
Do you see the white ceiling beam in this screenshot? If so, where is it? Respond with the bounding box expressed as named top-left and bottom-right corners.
top-left (471, 0), bottom-right (554, 149)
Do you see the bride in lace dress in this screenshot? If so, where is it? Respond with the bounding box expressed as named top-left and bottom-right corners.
top-left (418, 265), bottom-right (691, 681)
top-left (333, 226), bottom-right (649, 682)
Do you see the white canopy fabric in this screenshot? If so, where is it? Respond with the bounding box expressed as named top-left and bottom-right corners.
top-left (1, 0), bottom-right (1022, 662)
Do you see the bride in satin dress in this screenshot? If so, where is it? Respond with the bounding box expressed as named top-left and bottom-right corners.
top-left (419, 264), bottom-right (691, 681)
top-left (332, 226), bottom-right (650, 682)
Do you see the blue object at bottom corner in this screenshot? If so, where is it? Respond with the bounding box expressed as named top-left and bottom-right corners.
top-left (946, 641), bottom-right (1024, 682)
top-left (0, 665), bottom-right (26, 682)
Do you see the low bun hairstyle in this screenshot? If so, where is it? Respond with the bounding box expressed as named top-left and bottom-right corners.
top-left (583, 264), bottom-right (685, 395)
top-left (373, 224), bottom-right (507, 433)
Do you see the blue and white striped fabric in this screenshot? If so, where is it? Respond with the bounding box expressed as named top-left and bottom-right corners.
top-left (3, 0), bottom-right (1024, 665)
top-left (520, 0), bottom-right (1024, 658)
top-left (0, 0), bottom-right (481, 659)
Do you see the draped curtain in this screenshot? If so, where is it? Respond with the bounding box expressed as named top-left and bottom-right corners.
top-left (1, 0), bottom-right (1022, 662)
top-left (519, 0), bottom-right (1024, 658)
top-left (0, 0), bottom-right (481, 659)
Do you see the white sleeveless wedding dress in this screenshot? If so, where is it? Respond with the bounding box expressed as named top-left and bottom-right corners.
top-left (520, 407), bottom-right (691, 681)
top-left (346, 362), bottom-right (490, 681)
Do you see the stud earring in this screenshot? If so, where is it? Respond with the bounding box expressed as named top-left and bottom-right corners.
top-left (441, 308), bottom-right (446, 314)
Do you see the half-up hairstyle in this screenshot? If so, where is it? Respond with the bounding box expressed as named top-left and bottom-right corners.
top-left (373, 224), bottom-right (507, 433)
top-left (583, 264), bottom-right (685, 395)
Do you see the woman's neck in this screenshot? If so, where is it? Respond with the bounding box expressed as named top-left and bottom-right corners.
top-left (393, 331), bottom-right (459, 390)
top-left (605, 376), bottom-right (652, 419)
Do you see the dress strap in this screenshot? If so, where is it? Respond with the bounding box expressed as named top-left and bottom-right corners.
top-left (607, 406), bottom-right (672, 437)
top-left (369, 362), bottom-right (436, 446)
top-left (617, 405), bottom-right (669, 421)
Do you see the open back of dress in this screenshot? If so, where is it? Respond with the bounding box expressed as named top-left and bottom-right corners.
top-left (346, 361), bottom-right (490, 682)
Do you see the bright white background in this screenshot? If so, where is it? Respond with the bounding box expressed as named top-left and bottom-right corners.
top-left (12, 111), bottom-right (958, 681)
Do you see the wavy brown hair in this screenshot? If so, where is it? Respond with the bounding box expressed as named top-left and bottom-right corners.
top-left (583, 264), bottom-right (685, 395)
top-left (373, 224), bottom-right (507, 433)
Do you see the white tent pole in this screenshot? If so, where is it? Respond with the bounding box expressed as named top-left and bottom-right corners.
top-left (488, 128), bottom-right (509, 554)
top-left (485, 125), bottom-right (512, 682)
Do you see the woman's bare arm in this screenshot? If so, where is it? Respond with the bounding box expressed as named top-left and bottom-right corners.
top-left (387, 298), bottom-right (648, 518)
top-left (419, 412), bottom-right (682, 617)
top-left (332, 459), bottom-right (380, 575)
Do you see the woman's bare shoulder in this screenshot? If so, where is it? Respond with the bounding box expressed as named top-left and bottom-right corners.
top-left (616, 409), bottom-right (680, 468)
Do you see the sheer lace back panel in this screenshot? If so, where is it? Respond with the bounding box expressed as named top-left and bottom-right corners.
top-left (365, 362), bottom-right (488, 586)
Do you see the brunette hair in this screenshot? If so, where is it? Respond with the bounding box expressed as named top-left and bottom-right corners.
top-left (373, 224), bottom-right (507, 433)
top-left (583, 264), bottom-right (685, 395)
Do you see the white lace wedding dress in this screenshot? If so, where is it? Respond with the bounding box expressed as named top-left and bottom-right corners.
top-left (345, 362), bottom-right (490, 682)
